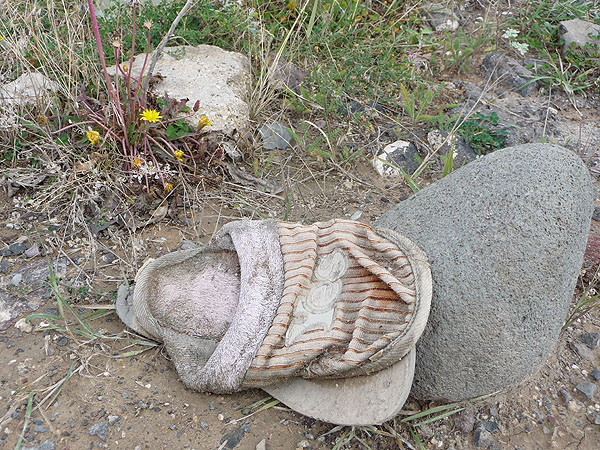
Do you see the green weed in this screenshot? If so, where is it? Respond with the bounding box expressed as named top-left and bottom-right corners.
top-left (452, 112), bottom-right (509, 156)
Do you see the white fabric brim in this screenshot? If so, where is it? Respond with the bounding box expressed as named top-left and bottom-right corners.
top-left (263, 347), bottom-right (416, 426)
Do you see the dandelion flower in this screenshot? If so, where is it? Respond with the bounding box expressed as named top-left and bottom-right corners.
top-left (173, 149), bottom-right (184, 162)
top-left (197, 115), bottom-right (211, 129)
top-left (164, 183), bottom-right (174, 193)
top-left (122, 64), bottom-right (129, 73)
top-left (133, 157), bottom-right (142, 168)
top-left (86, 130), bottom-right (100, 145)
top-left (140, 109), bottom-right (162, 123)
top-left (144, 20), bottom-right (153, 29)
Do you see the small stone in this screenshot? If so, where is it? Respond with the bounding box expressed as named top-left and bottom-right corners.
top-left (0, 248), bottom-right (11, 257)
top-left (427, 129), bottom-right (477, 166)
top-left (56, 336), bottom-right (69, 347)
top-left (102, 253), bottom-right (117, 264)
top-left (14, 318), bottom-right (32, 333)
top-left (107, 416), bottom-right (121, 426)
top-left (425, 3), bottom-right (459, 32)
top-left (24, 244), bottom-right (40, 258)
top-left (373, 140), bottom-right (420, 177)
top-left (88, 422), bottom-right (108, 441)
top-left (32, 419), bottom-right (43, 425)
top-left (259, 122), bottom-right (293, 150)
top-left (587, 412), bottom-right (600, 425)
top-left (180, 240), bottom-right (197, 250)
top-left (580, 332), bottom-right (600, 350)
top-left (256, 439), bottom-right (266, 450)
top-left (11, 273), bottom-right (23, 286)
top-left (593, 207), bottom-right (600, 222)
top-left (473, 427), bottom-right (494, 448)
top-left (570, 341), bottom-right (595, 362)
top-left (297, 440), bottom-right (310, 448)
top-left (0, 259), bottom-right (10, 274)
top-left (9, 242), bottom-right (28, 255)
top-left (121, 392), bottom-right (129, 399)
top-left (200, 421), bottom-right (209, 429)
top-left (169, 425), bottom-right (177, 430)
top-left (477, 420), bottom-right (499, 433)
top-left (576, 381), bottom-right (597, 400)
top-left (454, 408), bottom-right (476, 433)
top-left (268, 53), bottom-right (306, 93)
top-left (33, 425), bottom-right (46, 433)
top-left (21, 439), bottom-right (56, 450)
top-left (591, 369), bottom-right (600, 381)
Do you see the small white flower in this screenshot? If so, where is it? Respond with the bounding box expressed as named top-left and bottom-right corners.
top-left (502, 28), bottom-right (519, 39)
top-left (511, 41), bottom-right (529, 56)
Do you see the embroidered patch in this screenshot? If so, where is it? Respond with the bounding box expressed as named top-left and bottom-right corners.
top-left (285, 249), bottom-right (348, 346)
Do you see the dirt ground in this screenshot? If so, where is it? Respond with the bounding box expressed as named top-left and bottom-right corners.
top-left (1, 154), bottom-right (600, 450)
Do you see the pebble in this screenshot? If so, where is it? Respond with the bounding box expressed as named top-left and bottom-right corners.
top-left (297, 440), bottom-right (310, 448)
top-left (576, 381), bottom-right (597, 400)
top-left (34, 425), bottom-right (46, 433)
top-left (9, 242), bottom-right (27, 255)
top-left (11, 273), bottom-right (22, 286)
top-left (24, 244), bottom-right (40, 258)
top-left (256, 439), bottom-right (266, 450)
top-left (121, 393), bottom-right (129, 399)
top-left (580, 332), bottom-right (600, 349)
top-left (473, 427), bottom-right (494, 448)
top-left (180, 240), bottom-right (197, 250)
top-left (107, 416), bottom-right (121, 426)
top-left (0, 259), bottom-right (10, 274)
top-left (200, 421), bottom-right (208, 429)
top-left (0, 248), bottom-right (11, 257)
top-left (591, 369), bottom-right (600, 381)
top-left (88, 422), bottom-right (108, 441)
top-left (259, 122), bottom-right (293, 150)
top-left (169, 425), bottom-right (177, 430)
top-left (454, 408), bottom-right (476, 433)
top-left (56, 336), bottom-right (69, 347)
top-left (21, 439), bottom-right (56, 450)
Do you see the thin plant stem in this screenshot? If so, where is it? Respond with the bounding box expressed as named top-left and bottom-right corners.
top-left (142, 0), bottom-right (195, 96)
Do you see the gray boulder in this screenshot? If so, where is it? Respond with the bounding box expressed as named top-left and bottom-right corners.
top-left (376, 144), bottom-right (593, 401)
top-left (559, 19), bottom-right (600, 55)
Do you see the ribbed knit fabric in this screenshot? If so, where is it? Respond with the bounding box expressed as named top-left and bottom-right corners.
top-left (243, 219), bottom-right (426, 387)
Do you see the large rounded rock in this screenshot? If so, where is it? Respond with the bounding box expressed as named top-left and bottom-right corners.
top-left (375, 144), bottom-right (593, 401)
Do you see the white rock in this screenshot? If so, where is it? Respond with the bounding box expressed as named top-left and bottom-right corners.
top-left (372, 140), bottom-right (419, 177)
top-left (14, 318), bottom-right (32, 333)
top-left (0, 72), bottom-right (59, 108)
top-left (108, 45), bottom-right (250, 136)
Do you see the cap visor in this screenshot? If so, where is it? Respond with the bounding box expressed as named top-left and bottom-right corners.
top-left (263, 347), bottom-right (416, 426)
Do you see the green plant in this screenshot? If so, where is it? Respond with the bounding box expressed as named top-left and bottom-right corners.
top-left (454, 112), bottom-right (509, 155)
top-left (443, 29), bottom-right (492, 72)
top-left (563, 265), bottom-right (600, 330)
top-left (398, 82), bottom-right (443, 125)
top-left (52, 0), bottom-right (217, 193)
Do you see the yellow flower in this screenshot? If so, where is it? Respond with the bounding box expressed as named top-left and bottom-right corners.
top-left (197, 115), bottom-right (211, 130)
top-left (122, 64), bottom-right (129, 73)
top-left (173, 149), bottom-right (184, 162)
top-left (133, 157), bottom-right (142, 168)
top-left (287, 0), bottom-right (297, 10)
top-left (86, 130), bottom-right (100, 145)
top-left (164, 183), bottom-right (173, 193)
top-left (140, 109), bottom-right (162, 123)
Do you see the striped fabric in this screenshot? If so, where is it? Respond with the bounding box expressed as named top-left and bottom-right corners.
top-left (243, 219), bottom-right (418, 387)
